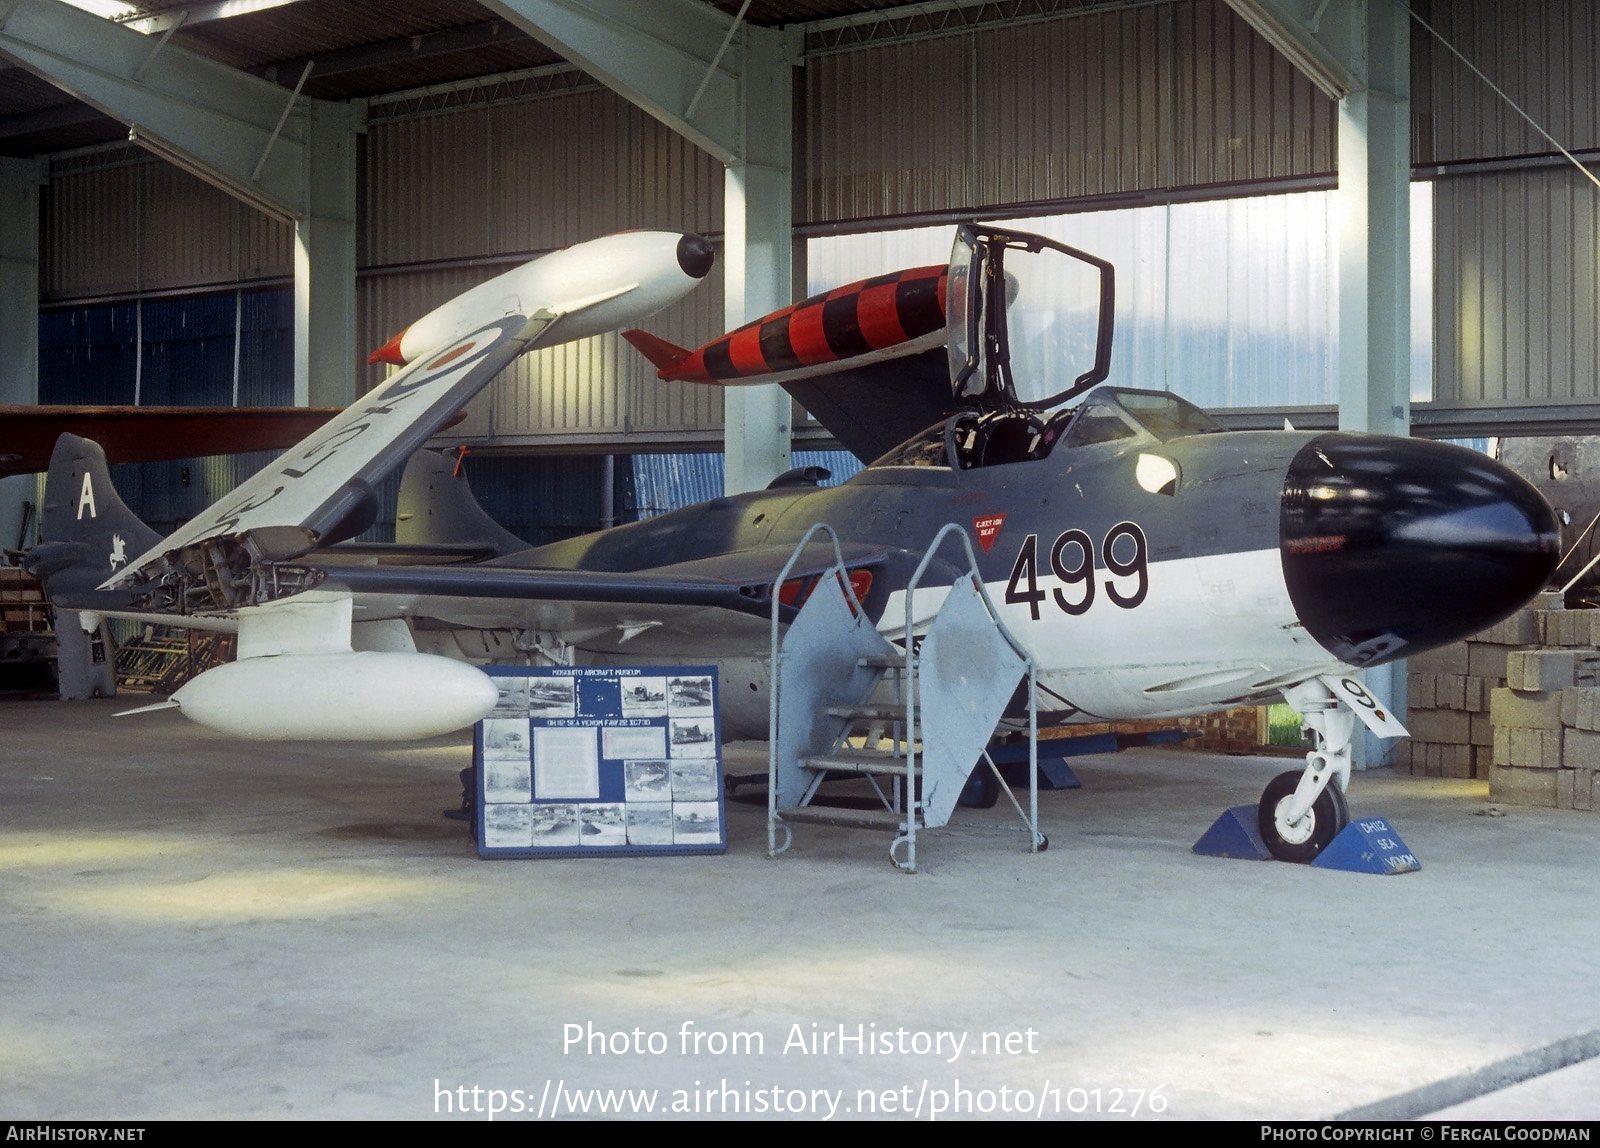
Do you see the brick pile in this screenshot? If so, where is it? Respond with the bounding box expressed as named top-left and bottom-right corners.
top-left (1177, 707), bottom-right (1264, 754)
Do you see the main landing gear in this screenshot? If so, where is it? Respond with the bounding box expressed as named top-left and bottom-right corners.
top-left (1258, 678), bottom-right (1355, 863)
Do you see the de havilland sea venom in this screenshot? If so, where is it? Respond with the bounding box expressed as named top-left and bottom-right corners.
top-left (27, 224), bottom-right (1559, 862)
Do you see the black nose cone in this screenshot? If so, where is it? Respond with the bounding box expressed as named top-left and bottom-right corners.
top-left (1281, 434), bottom-right (1559, 666)
top-left (676, 233), bottom-right (715, 279)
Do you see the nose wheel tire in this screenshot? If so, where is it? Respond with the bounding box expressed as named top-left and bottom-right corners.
top-left (957, 764), bottom-right (1002, 808)
top-left (1257, 769), bottom-right (1349, 863)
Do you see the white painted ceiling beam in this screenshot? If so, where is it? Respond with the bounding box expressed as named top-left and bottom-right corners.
top-left (1222, 0), bottom-right (1364, 99)
top-left (0, 0), bottom-right (317, 219)
top-left (477, 0), bottom-right (789, 165)
top-left (119, 0), bottom-right (312, 36)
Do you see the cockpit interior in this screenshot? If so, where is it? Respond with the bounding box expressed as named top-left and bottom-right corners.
top-left (869, 387), bottom-right (1223, 472)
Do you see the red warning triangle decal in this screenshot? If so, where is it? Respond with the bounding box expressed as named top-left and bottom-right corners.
top-left (973, 513), bottom-right (1007, 553)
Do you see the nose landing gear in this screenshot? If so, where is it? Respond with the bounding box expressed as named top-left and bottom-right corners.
top-left (1258, 678), bottom-right (1357, 863)
top-left (1259, 767), bottom-right (1349, 863)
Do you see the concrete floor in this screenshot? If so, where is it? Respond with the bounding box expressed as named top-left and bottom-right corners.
top-left (3, 697), bottom-right (1599, 1121)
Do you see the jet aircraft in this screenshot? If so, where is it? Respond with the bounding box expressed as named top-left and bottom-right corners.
top-left (27, 224), bottom-right (1559, 863)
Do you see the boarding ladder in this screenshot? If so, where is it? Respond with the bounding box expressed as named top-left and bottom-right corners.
top-left (766, 523), bottom-right (1044, 872)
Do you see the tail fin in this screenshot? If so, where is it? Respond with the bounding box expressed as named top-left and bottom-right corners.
top-left (621, 329), bottom-right (693, 374)
top-left (395, 449), bottom-right (527, 557)
top-left (25, 433), bottom-right (161, 602)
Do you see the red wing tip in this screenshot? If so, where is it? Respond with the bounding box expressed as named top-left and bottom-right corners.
top-left (368, 329), bottom-right (408, 366)
top-left (622, 329), bottom-right (693, 375)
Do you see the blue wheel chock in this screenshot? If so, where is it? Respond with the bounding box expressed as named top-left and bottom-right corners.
top-left (1192, 805), bottom-right (1274, 860)
top-left (988, 739), bottom-right (1084, 789)
top-left (1311, 816), bottom-right (1421, 874)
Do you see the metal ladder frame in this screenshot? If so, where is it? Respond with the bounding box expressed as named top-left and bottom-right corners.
top-left (894, 522), bottom-right (1042, 872)
top-left (766, 523), bottom-right (872, 858)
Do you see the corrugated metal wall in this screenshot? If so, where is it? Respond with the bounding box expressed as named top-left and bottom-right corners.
top-left (38, 305), bottom-right (138, 405)
top-left (33, 0), bottom-right (1600, 431)
top-left (1419, 0), bottom-right (1600, 165)
top-left (39, 289), bottom-right (294, 408)
top-left (39, 0), bottom-right (1343, 434)
top-left (803, 0), bottom-right (1336, 225)
top-left (1435, 166), bottom-right (1600, 406)
top-left (1422, 0), bottom-right (1600, 408)
top-left (357, 90), bottom-right (727, 447)
top-left (43, 146), bottom-right (293, 302)
top-left (1169, 0), bottom-right (1335, 188)
top-left (456, 454), bottom-right (605, 547)
top-left (631, 449), bottom-right (861, 519)
top-left (360, 95), bottom-right (721, 265)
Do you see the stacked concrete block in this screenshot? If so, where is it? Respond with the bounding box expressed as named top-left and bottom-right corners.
top-left (1397, 658), bottom-right (1483, 777)
top-left (1395, 593), bottom-right (1570, 779)
top-left (1398, 607), bottom-right (1535, 779)
top-left (1488, 676), bottom-right (1600, 812)
top-left (1539, 607), bottom-right (1600, 649)
top-left (1486, 597), bottom-right (1600, 811)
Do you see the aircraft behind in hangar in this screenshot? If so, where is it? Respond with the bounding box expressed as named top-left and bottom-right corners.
top-left (27, 224), bottom-right (1559, 863)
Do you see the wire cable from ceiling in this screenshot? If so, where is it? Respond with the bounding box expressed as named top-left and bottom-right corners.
top-left (1409, 4), bottom-right (1600, 196)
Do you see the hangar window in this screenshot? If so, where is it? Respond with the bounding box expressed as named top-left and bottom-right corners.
top-left (809, 184), bottom-right (1435, 411)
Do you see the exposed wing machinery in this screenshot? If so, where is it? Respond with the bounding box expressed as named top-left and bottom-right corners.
top-left (99, 230), bottom-right (711, 616)
top-left (105, 315), bottom-right (536, 606)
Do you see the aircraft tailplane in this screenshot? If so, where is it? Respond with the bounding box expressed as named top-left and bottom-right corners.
top-left (621, 329), bottom-right (693, 373)
top-left (25, 433), bottom-right (161, 600)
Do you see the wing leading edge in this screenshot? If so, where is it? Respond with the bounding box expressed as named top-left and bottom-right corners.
top-left (105, 314), bottom-right (546, 594)
top-left (311, 540), bottom-right (898, 628)
top-left (102, 229), bottom-right (714, 604)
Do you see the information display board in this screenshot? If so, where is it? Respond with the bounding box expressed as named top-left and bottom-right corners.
top-left (476, 665), bottom-right (725, 858)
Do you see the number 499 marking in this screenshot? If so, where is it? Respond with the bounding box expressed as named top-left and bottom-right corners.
top-left (1005, 522), bottom-right (1149, 620)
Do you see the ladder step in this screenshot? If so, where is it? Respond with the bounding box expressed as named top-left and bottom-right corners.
top-left (825, 703), bottom-right (911, 722)
top-left (778, 805), bottom-right (908, 832)
top-left (802, 751), bottom-right (918, 775)
top-left (857, 654), bottom-right (914, 669)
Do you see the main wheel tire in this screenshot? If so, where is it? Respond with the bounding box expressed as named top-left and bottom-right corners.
top-left (957, 765), bottom-right (1002, 809)
top-left (1257, 769), bottom-right (1350, 863)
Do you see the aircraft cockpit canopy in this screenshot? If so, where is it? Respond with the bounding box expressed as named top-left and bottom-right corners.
top-left (867, 387), bottom-right (1222, 472)
top-left (946, 223), bottom-right (1115, 414)
top-left (871, 216), bottom-right (1218, 473)
top-left (1113, 390), bottom-right (1223, 441)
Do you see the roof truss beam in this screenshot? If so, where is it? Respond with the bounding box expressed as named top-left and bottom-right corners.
top-left (1221, 0), bottom-right (1366, 99)
top-left (0, 17), bottom-right (540, 142)
top-left (0, 0), bottom-right (320, 218)
top-left (256, 18), bottom-right (533, 85)
top-left (121, 0), bottom-right (311, 36)
top-left (476, 0), bottom-right (799, 165)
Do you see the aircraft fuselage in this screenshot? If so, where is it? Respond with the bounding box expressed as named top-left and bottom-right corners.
top-left (478, 400), bottom-right (1556, 737)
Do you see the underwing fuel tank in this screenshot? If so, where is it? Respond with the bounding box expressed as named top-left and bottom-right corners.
top-left (368, 232), bottom-right (716, 366)
top-left (170, 652), bottom-right (498, 740)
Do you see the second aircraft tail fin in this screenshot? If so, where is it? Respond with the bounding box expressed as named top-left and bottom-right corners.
top-left (25, 433), bottom-right (161, 601)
